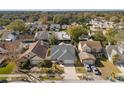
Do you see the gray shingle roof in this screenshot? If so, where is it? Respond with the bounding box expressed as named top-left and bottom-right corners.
top-left (106, 45), bottom-right (124, 62)
top-left (50, 44), bottom-right (77, 61)
top-left (34, 31), bottom-right (54, 40)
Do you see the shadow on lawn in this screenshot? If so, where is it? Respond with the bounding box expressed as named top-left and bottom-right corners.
top-left (95, 59), bottom-right (104, 67)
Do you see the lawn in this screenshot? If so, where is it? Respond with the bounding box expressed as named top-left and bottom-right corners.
top-left (97, 59), bottom-right (121, 79)
top-left (75, 66), bottom-right (86, 73)
top-left (74, 60), bottom-right (86, 73)
top-left (0, 62), bottom-right (16, 80)
top-left (40, 64), bottom-right (64, 74)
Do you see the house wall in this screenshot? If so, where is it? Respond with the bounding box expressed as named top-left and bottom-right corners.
top-left (78, 43), bottom-right (82, 52)
top-left (82, 59), bottom-right (95, 65)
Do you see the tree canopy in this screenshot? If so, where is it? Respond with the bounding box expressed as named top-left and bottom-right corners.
top-left (7, 19), bottom-right (27, 33)
top-left (93, 32), bottom-right (106, 41)
top-left (105, 29), bottom-right (117, 45)
top-left (67, 25), bottom-right (88, 43)
top-left (115, 30), bottom-right (124, 42)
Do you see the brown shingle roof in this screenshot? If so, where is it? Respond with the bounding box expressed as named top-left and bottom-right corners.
top-left (79, 52), bottom-right (96, 61)
top-left (20, 40), bottom-right (49, 59)
top-left (79, 41), bottom-right (102, 49)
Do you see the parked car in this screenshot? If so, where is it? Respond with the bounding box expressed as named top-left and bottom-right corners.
top-left (115, 76), bottom-right (124, 81)
top-left (91, 65), bottom-right (101, 75)
top-left (0, 80), bottom-right (7, 83)
top-left (84, 64), bottom-right (92, 72)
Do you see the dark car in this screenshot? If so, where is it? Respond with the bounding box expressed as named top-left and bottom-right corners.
top-left (0, 80), bottom-right (7, 83)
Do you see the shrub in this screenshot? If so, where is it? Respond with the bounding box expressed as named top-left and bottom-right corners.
top-left (38, 60), bottom-right (53, 68)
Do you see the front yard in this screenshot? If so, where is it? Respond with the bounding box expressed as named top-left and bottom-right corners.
top-left (0, 62), bottom-right (16, 80)
top-left (74, 60), bottom-right (86, 74)
top-left (97, 59), bottom-right (121, 79)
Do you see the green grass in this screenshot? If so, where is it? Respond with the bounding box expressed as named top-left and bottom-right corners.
top-left (0, 33), bottom-right (3, 38)
top-left (40, 64), bottom-right (64, 74)
top-left (75, 67), bottom-right (86, 73)
top-left (0, 62), bottom-right (16, 80)
top-left (74, 60), bottom-right (86, 73)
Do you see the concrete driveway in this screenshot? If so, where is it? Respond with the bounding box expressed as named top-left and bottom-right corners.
top-left (64, 65), bottom-right (79, 80)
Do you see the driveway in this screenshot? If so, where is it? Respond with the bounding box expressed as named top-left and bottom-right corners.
top-left (64, 65), bottom-right (79, 80)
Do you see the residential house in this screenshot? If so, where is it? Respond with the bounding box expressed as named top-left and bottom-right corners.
top-left (49, 43), bottom-right (77, 65)
top-left (116, 22), bottom-right (124, 29)
top-left (37, 24), bottom-right (48, 31)
top-left (1, 31), bottom-right (19, 42)
top-left (79, 52), bottom-right (96, 65)
top-left (19, 39), bottom-right (35, 49)
top-left (0, 47), bottom-right (8, 54)
top-left (34, 31), bottom-right (55, 41)
top-left (61, 24), bottom-right (69, 30)
top-left (55, 31), bottom-right (71, 42)
top-left (106, 42), bottom-right (124, 64)
top-left (19, 40), bottom-right (49, 65)
top-left (78, 41), bottom-right (103, 58)
top-left (50, 24), bottom-right (61, 31)
top-left (78, 34), bottom-right (90, 41)
top-left (0, 26), bottom-right (4, 30)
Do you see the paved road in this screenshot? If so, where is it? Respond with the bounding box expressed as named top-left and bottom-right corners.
top-left (64, 65), bottom-right (79, 80)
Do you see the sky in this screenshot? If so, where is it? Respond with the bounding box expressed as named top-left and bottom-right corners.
top-left (0, 0), bottom-right (124, 10)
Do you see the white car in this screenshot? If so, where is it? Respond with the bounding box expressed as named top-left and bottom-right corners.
top-left (91, 65), bottom-right (101, 75)
top-left (84, 64), bottom-right (92, 72)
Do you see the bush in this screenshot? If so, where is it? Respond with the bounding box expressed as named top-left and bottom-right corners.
top-left (20, 60), bottom-right (31, 69)
top-left (38, 60), bottom-right (53, 68)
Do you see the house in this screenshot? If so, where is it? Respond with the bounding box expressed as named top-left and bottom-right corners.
top-left (37, 24), bottom-right (48, 31)
top-left (78, 41), bottom-right (103, 58)
top-left (0, 47), bottom-right (8, 54)
top-left (50, 24), bottom-right (61, 31)
top-left (116, 22), bottom-right (124, 29)
top-left (61, 24), bottom-right (69, 30)
top-left (1, 31), bottom-right (19, 42)
top-left (34, 31), bottom-right (55, 41)
top-left (19, 39), bottom-right (35, 49)
top-left (106, 42), bottom-right (124, 64)
top-left (78, 34), bottom-right (90, 41)
top-left (49, 43), bottom-right (77, 65)
top-left (19, 40), bottom-right (49, 65)
top-left (0, 26), bottom-right (4, 30)
top-left (55, 31), bottom-right (71, 41)
top-left (79, 52), bottom-right (96, 65)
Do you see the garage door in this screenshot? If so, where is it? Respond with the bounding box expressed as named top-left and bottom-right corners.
top-left (64, 60), bottom-right (74, 66)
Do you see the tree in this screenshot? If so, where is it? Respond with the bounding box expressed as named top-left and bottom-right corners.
top-left (67, 25), bottom-right (88, 43)
top-left (7, 19), bottom-right (27, 33)
top-left (115, 30), bottom-right (124, 42)
top-left (112, 54), bottom-right (119, 64)
top-left (105, 29), bottom-right (117, 45)
top-left (0, 18), bottom-right (11, 26)
top-left (53, 14), bottom-right (69, 24)
top-left (49, 35), bottom-right (58, 45)
top-left (39, 14), bottom-right (48, 24)
top-left (38, 60), bottom-right (53, 68)
top-left (110, 16), bottom-right (120, 22)
top-left (93, 32), bottom-right (106, 41)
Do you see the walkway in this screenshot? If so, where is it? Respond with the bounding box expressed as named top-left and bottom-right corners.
top-left (64, 65), bottom-right (79, 80)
